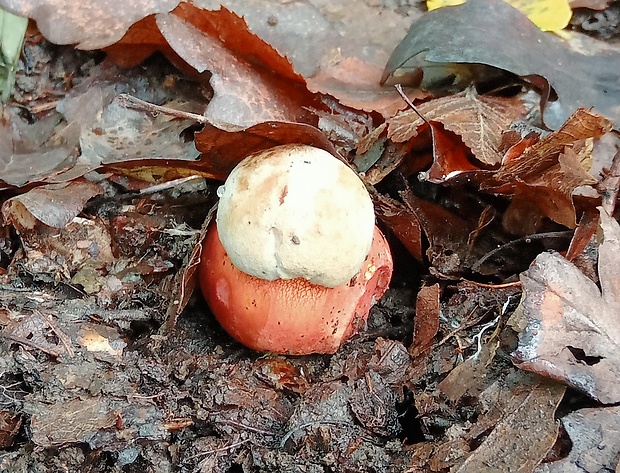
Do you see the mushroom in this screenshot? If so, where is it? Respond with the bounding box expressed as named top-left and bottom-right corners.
top-left (199, 144), bottom-right (393, 354)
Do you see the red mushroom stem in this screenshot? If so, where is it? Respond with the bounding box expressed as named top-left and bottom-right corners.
top-left (200, 224), bottom-right (393, 354)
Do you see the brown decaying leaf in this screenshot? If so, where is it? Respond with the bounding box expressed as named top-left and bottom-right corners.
top-left (109, 5), bottom-right (323, 132)
top-left (500, 149), bottom-right (598, 231)
top-left (410, 283), bottom-right (440, 357)
top-left (156, 5), bottom-right (318, 131)
top-left (306, 57), bottom-right (427, 118)
top-left (483, 109), bottom-right (607, 229)
top-left (420, 120), bottom-right (479, 184)
top-left (79, 97), bottom-right (199, 166)
top-left (165, 205), bottom-right (214, 330)
top-left (432, 366), bottom-right (564, 473)
top-left (0, 0), bottom-right (180, 49)
top-left (256, 359), bottom-right (310, 395)
top-left (369, 188), bottom-right (423, 262)
top-left (382, 0), bottom-right (620, 129)
top-left (453, 372), bottom-right (564, 473)
top-left (172, 3), bottom-right (302, 83)
top-left (29, 397), bottom-right (167, 447)
top-left (77, 324), bottom-right (126, 361)
top-left (566, 207), bottom-right (599, 261)
top-left (193, 121), bottom-right (338, 182)
top-left (0, 109), bottom-right (74, 188)
top-left (1, 62), bottom-right (211, 189)
top-left (12, 215), bottom-right (114, 283)
top-left (401, 188), bottom-right (475, 274)
top-left (492, 108), bottom-right (612, 184)
top-left (534, 406), bottom-right (620, 473)
top-left (361, 135), bottom-right (425, 186)
top-left (438, 341), bottom-right (498, 404)
top-left (350, 371), bottom-right (399, 437)
top-left (388, 90), bottom-right (525, 167)
top-left (37, 0), bottom-right (425, 119)
top-left (211, 1), bottom-right (426, 118)
top-left (1, 179), bottom-right (103, 230)
top-left (0, 412), bottom-right (21, 449)
top-left (514, 208), bottom-right (620, 404)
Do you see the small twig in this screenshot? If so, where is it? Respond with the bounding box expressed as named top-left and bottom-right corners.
top-left (436, 304), bottom-right (485, 348)
top-left (35, 310), bottom-right (74, 357)
top-left (136, 176), bottom-right (206, 196)
top-left (375, 339), bottom-right (400, 366)
top-left (165, 418), bottom-right (194, 431)
top-left (460, 280), bottom-right (521, 289)
top-left (187, 438), bottom-right (250, 462)
top-left (394, 84), bottom-right (428, 123)
top-left (28, 100), bottom-right (59, 114)
top-left (472, 231), bottom-right (573, 272)
top-left (0, 333), bottom-right (60, 358)
top-left (279, 420), bottom-right (369, 449)
top-left (129, 392), bottom-right (166, 400)
top-left (116, 94), bottom-right (209, 124)
top-left (213, 419), bottom-right (276, 437)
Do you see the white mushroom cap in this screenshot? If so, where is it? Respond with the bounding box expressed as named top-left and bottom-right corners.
top-left (215, 144), bottom-right (376, 288)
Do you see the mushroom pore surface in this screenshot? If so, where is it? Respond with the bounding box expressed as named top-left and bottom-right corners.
top-left (216, 144), bottom-right (375, 288)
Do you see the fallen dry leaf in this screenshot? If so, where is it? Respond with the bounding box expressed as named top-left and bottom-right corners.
top-left (29, 397), bottom-right (167, 448)
top-left (350, 370), bottom-right (399, 437)
top-left (431, 367), bottom-right (564, 472)
top-left (157, 5), bottom-right (318, 131)
top-left (77, 325), bottom-right (126, 361)
top-left (359, 132), bottom-right (423, 185)
top-left (401, 188), bottom-right (477, 274)
top-left (0, 108), bottom-right (74, 188)
top-left (0, 0), bottom-right (180, 49)
top-left (416, 119), bottom-right (477, 185)
top-left (80, 97), bottom-right (200, 165)
top-left (438, 340), bottom-right (498, 404)
top-left (1, 62), bottom-right (207, 188)
top-left (215, 0), bottom-right (426, 117)
top-left (388, 89), bottom-right (525, 168)
top-left (410, 283), bottom-right (440, 357)
top-left (193, 121), bottom-right (338, 182)
top-left (306, 56), bottom-right (427, 118)
top-left (1, 179), bottom-right (103, 231)
top-left (513, 207), bottom-right (620, 403)
top-left (0, 412), bottom-right (21, 449)
top-left (382, 0), bottom-right (620, 129)
top-left (370, 188), bottom-right (424, 262)
top-left (453, 372), bottom-right (564, 473)
top-left (30, 0), bottom-right (426, 119)
top-left (534, 406), bottom-right (620, 473)
top-left (491, 108), bottom-right (612, 185)
top-left (484, 108), bottom-right (608, 229)
top-left (500, 148), bottom-right (599, 231)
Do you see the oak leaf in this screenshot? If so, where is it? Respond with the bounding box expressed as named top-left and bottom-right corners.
top-left (534, 406), bottom-right (620, 472)
top-left (388, 90), bottom-right (524, 168)
top-left (514, 208), bottom-right (620, 403)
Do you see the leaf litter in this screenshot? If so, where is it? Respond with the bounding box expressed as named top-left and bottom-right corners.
top-left (0, 0), bottom-right (618, 472)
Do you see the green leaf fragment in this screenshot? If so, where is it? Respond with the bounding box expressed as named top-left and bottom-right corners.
top-left (0, 8), bottom-right (28, 103)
